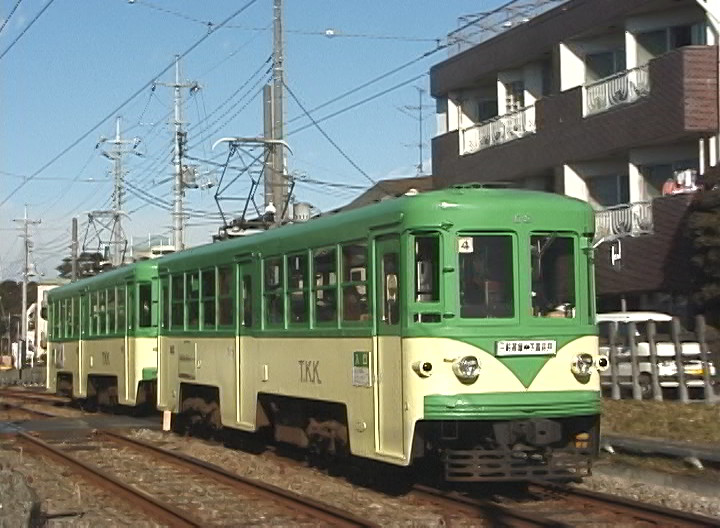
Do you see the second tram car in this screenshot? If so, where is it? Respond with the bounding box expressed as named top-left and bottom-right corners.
top-left (47, 260), bottom-right (159, 408)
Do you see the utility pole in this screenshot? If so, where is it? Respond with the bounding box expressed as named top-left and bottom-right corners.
top-left (402, 87), bottom-right (431, 176)
top-left (71, 217), bottom-right (78, 281)
top-left (13, 205), bottom-right (40, 373)
top-left (98, 116), bottom-right (139, 266)
top-left (157, 56), bottom-right (198, 250)
top-left (269, 0), bottom-right (287, 223)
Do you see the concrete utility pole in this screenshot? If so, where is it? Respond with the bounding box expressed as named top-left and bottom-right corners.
top-left (157, 56), bottom-right (198, 250)
top-left (13, 205), bottom-right (40, 372)
top-left (267, 0), bottom-right (287, 223)
top-left (98, 116), bottom-right (139, 266)
top-left (71, 217), bottom-right (78, 281)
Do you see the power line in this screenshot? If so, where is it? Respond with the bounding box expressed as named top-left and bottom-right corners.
top-left (0, 0), bottom-right (261, 209)
top-left (284, 81), bottom-right (380, 189)
top-left (0, 0), bottom-right (57, 61)
top-left (0, 0), bottom-right (25, 35)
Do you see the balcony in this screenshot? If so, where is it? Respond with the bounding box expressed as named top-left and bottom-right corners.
top-left (461, 104), bottom-right (536, 155)
top-left (594, 201), bottom-right (653, 245)
top-left (584, 65), bottom-right (651, 116)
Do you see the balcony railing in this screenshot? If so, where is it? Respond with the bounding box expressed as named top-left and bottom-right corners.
top-left (584, 65), bottom-right (650, 116)
top-left (594, 201), bottom-right (653, 245)
top-left (461, 104), bottom-right (536, 155)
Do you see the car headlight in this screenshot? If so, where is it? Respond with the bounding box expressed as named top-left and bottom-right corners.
top-left (571, 353), bottom-right (594, 377)
top-left (452, 356), bottom-right (481, 383)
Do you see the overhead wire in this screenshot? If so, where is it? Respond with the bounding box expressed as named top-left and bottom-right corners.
top-left (0, 0), bottom-right (261, 208)
top-left (0, 0), bottom-right (57, 61)
top-left (0, 0), bottom-right (25, 35)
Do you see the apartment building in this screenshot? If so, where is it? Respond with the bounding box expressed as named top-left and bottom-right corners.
top-left (430, 0), bottom-right (719, 311)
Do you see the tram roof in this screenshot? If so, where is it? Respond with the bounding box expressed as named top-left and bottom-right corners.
top-left (156, 187), bottom-right (594, 272)
top-left (48, 258), bottom-right (158, 300)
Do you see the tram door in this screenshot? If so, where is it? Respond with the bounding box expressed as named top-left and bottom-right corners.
top-left (235, 261), bottom-right (254, 427)
top-left (373, 235), bottom-right (405, 458)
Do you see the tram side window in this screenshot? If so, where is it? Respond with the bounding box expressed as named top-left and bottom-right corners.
top-left (98, 290), bottom-right (107, 334)
top-left (171, 275), bottom-right (184, 330)
top-left (415, 235), bottom-right (440, 302)
top-left (201, 269), bottom-right (216, 329)
top-left (531, 234), bottom-right (576, 318)
top-left (160, 279), bottom-right (169, 330)
top-left (117, 286), bottom-right (126, 332)
top-left (127, 286), bottom-right (135, 332)
top-left (242, 275), bottom-right (253, 328)
top-left (187, 273), bottom-right (201, 329)
top-left (458, 235), bottom-right (514, 319)
top-left (264, 258), bottom-right (284, 326)
top-left (61, 300), bottom-right (68, 339)
top-left (72, 298), bottom-right (80, 338)
top-left (288, 254), bottom-right (308, 324)
top-left (313, 247), bottom-right (337, 324)
top-left (218, 267), bottom-right (234, 328)
top-left (341, 242), bottom-right (369, 322)
top-left (107, 288), bottom-right (116, 334)
top-left (138, 282), bottom-right (153, 328)
top-left (382, 252), bottom-right (400, 325)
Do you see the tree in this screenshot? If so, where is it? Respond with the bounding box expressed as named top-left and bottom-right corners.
top-left (55, 252), bottom-right (110, 279)
top-left (687, 166), bottom-right (720, 325)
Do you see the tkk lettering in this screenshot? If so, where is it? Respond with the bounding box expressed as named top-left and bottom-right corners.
top-left (298, 360), bottom-right (321, 384)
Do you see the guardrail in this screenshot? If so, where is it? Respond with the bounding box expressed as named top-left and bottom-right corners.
top-left (461, 104), bottom-right (536, 155)
top-left (584, 65), bottom-right (651, 116)
top-left (601, 314), bottom-right (718, 404)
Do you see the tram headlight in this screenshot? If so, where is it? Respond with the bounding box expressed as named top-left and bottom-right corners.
top-left (595, 354), bottom-right (609, 372)
top-left (571, 353), bottom-right (594, 377)
top-left (452, 356), bottom-right (481, 384)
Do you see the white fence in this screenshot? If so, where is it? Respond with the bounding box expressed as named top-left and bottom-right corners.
top-left (461, 105), bottom-right (536, 155)
top-left (584, 65), bottom-right (651, 116)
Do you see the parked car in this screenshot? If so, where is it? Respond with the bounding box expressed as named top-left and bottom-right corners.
top-left (596, 311), bottom-right (717, 398)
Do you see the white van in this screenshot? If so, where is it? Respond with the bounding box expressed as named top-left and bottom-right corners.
top-left (596, 311), bottom-right (717, 398)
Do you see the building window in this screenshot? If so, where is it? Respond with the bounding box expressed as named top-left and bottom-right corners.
top-left (504, 81), bottom-right (525, 112)
top-left (588, 174), bottom-right (629, 207)
top-left (585, 50), bottom-right (626, 83)
top-left (641, 160), bottom-right (699, 198)
top-left (637, 23), bottom-right (705, 64)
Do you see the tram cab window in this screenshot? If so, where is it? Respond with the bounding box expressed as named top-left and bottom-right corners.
top-left (530, 234), bottom-right (576, 318)
top-left (242, 275), bottom-right (253, 328)
top-left (458, 235), bottom-right (514, 319)
top-left (97, 291), bottom-right (107, 334)
top-left (117, 286), bottom-right (126, 332)
top-left (415, 235), bottom-right (440, 302)
top-left (186, 274), bottom-right (200, 329)
top-left (107, 288), bottom-right (116, 334)
top-left (314, 248), bottom-right (337, 323)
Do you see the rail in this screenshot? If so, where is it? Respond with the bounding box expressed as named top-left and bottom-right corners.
top-left (461, 104), bottom-right (536, 155)
top-left (584, 65), bottom-right (651, 116)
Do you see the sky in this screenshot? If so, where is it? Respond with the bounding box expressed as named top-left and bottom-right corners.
top-left (0, 0), bottom-right (496, 280)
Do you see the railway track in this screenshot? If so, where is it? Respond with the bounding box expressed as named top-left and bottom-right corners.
top-left (412, 482), bottom-right (720, 527)
top-left (0, 387), bottom-right (71, 405)
top-left (0, 401), bottom-right (59, 420)
top-left (15, 430), bottom-right (377, 527)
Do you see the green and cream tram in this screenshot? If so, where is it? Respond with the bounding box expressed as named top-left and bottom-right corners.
top-left (156, 187), bottom-right (605, 481)
top-left (47, 260), bottom-right (159, 407)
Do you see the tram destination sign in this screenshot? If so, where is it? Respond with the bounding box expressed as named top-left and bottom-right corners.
top-left (496, 340), bottom-right (556, 356)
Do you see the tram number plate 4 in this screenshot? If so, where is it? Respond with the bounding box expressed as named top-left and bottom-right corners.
top-left (496, 340), bottom-right (556, 356)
